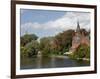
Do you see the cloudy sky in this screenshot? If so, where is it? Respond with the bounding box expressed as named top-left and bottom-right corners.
top-left (20, 9), bottom-right (90, 38)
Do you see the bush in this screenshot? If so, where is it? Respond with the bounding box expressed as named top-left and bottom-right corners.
top-left (21, 40), bottom-right (39, 58)
top-left (69, 45), bottom-right (90, 60)
top-left (20, 46), bottom-right (28, 58)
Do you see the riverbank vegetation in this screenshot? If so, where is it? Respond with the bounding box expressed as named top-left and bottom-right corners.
top-left (20, 29), bottom-right (90, 61)
top-left (68, 45), bottom-right (90, 61)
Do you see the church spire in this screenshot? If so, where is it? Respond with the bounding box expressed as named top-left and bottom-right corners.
top-left (76, 21), bottom-right (80, 33)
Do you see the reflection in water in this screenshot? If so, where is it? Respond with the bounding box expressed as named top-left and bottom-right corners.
top-left (37, 51), bottom-right (42, 68)
top-left (20, 55), bottom-right (90, 70)
top-left (51, 56), bottom-right (55, 67)
top-left (37, 55), bottom-right (42, 68)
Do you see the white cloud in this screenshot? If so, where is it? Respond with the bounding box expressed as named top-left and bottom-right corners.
top-left (21, 12), bottom-right (90, 37)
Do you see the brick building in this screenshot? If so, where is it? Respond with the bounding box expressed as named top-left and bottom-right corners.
top-left (69, 21), bottom-right (90, 53)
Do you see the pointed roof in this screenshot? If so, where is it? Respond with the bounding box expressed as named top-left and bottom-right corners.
top-left (76, 21), bottom-right (80, 33)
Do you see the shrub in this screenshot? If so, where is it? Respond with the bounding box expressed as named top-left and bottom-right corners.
top-left (70, 45), bottom-right (90, 60)
top-left (21, 40), bottom-right (39, 58)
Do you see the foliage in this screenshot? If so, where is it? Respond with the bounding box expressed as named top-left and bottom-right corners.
top-left (54, 30), bottom-right (74, 53)
top-left (69, 45), bottom-right (90, 60)
top-left (21, 34), bottom-right (38, 46)
top-left (20, 29), bottom-right (90, 58)
top-left (20, 46), bottom-right (28, 58)
top-left (39, 37), bottom-right (53, 56)
top-left (21, 40), bottom-right (39, 58)
top-left (25, 40), bottom-right (39, 57)
top-left (39, 30), bottom-right (74, 56)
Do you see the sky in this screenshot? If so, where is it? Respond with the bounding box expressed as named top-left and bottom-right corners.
top-left (20, 9), bottom-right (90, 38)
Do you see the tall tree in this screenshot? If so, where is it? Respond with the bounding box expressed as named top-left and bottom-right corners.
top-left (55, 30), bottom-right (74, 52)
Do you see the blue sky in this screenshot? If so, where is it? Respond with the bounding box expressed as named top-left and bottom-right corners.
top-left (21, 9), bottom-right (66, 24)
top-left (20, 9), bottom-right (90, 38)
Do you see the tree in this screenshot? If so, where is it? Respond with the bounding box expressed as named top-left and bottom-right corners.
top-left (55, 30), bottom-right (74, 53)
top-left (21, 40), bottom-right (39, 58)
top-left (20, 46), bottom-right (28, 58)
top-left (25, 40), bottom-right (39, 57)
top-left (21, 34), bottom-right (38, 46)
top-left (39, 37), bottom-right (53, 56)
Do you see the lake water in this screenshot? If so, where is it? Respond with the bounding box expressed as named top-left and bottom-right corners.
top-left (20, 56), bottom-right (90, 70)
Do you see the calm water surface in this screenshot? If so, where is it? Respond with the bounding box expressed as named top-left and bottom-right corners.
top-left (20, 55), bottom-right (90, 69)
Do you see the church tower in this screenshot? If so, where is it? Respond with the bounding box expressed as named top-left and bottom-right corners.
top-left (69, 21), bottom-right (90, 53)
top-left (75, 21), bottom-right (81, 37)
top-left (76, 21), bottom-right (80, 33)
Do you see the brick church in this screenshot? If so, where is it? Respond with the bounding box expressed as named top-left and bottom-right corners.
top-left (69, 21), bottom-right (90, 53)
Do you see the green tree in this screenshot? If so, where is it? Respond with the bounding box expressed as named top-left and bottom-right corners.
top-left (55, 30), bottom-right (74, 53)
top-left (21, 40), bottom-right (39, 58)
top-left (21, 34), bottom-right (38, 46)
top-left (39, 37), bottom-right (53, 56)
top-left (20, 46), bottom-right (28, 58)
top-left (25, 40), bottom-right (39, 57)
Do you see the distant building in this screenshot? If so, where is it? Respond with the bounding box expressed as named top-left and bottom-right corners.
top-left (69, 21), bottom-right (90, 53)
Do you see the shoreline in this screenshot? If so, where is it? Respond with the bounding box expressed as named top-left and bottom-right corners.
top-left (76, 58), bottom-right (90, 61)
top-left (50, 55), bottom-right (69, 59)
top-left (33, 55), bottom-right (90, 61)
top-left (49, 55), bottom-right (90, 61)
